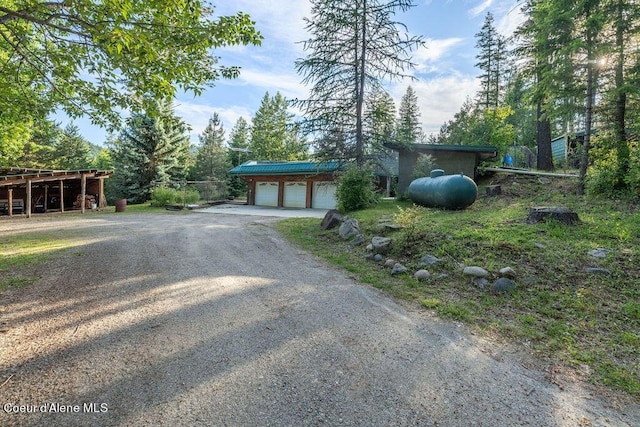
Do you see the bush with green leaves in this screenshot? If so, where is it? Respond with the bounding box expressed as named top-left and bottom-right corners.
top-left (588, 136), bottom-right (640, 199)
top-left (335, 164), bottom-right (379, 212)
top-left (150, 186), bottom-right (177, 206)
top-left (150, 186), bottom-right (200, 206)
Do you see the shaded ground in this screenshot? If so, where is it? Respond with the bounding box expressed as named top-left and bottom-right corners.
top-left (0, 213), bottom-right (638, 426)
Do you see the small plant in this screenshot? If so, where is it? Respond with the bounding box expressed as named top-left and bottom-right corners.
top-left (420, 298), bottom-right (440, 309)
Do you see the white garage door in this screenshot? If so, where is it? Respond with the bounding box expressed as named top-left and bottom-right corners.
top-left (283, 182), bottom-right (307, 208)
top-left (255, 182), bottom-right (279, 207)
top-left (312, 181), bottom-right (337, 209)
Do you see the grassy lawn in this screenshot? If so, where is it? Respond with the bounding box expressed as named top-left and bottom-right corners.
top-left (277, 173), bottom-right (640, 397)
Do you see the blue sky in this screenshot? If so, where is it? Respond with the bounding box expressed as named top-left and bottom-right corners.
top-left (62, 0), bottom-right (525, 146)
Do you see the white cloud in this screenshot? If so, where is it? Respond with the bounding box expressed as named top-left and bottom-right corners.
top-left (214, 1), bottom-right (310, 47)
top-left (420, 37), bottom-right (465, 63)
top-left (230, 68), bottom-right (308, 100)
top-left (173, 100), bottom-right (253, 142)
top-left (469, 0), bottom-right (494, 17)
top-left (391, 74), bottom-right (479, 136)
top-left (495, 2), bottom-right (526, 36)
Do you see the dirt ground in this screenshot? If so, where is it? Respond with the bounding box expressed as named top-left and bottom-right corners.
top-left (0, 212), bottom-right (638, 426)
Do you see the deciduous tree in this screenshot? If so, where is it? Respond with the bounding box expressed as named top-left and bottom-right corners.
top-left (0, 1), bottom-right (262, 127)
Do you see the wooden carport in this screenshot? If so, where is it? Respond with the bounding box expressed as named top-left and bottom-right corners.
top-left (0, 167), bottom-right (112, 218)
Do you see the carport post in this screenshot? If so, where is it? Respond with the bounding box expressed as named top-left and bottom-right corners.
top-left (59, 180), bottom-right (64, 213)
top-left (7, 188), bottom-right (13, 216)
top-left (81, 174), bottom-right (86, 214)
top-left (26, 179), bottom-right (32, 218)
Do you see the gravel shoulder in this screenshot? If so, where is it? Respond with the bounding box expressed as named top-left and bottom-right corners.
top-left (1, 212), bottom-right (638, 426)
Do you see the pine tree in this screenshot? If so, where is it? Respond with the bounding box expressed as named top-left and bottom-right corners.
top-left (295, 0), bottom-right (424, 165)
top-left (193, 114), bottom-right (229, 182)
top-left (250, 92), bottom-right (307, 161)
top-left (53, 124), bottom-right (93, 170)
top-left (396, 86), bottom-right (422, 147)
top-left (475, 12), bottom-right (506, 109)
top-left (111, 102), bottom-right (191, 203)
top-left (227, 117), bottom-right (251, 197)
top-left (364, 89), bottom-right (396, 152)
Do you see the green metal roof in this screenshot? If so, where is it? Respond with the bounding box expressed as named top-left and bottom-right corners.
top-left (229, 161), bottom-right (343, 176)
top-left (384, 143), bottom-right (498, 155)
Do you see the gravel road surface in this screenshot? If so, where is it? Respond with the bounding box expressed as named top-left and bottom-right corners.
top-left (0, 212), bottom-right (638, 426)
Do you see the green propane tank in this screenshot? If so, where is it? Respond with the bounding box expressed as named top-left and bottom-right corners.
top-left (408, 169), bottom-right (478, 209)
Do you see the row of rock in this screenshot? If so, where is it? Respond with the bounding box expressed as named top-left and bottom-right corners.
top-left (323, 210), bottom-right (616, 296)
top-left (323, 210), bottom-right (519, 294)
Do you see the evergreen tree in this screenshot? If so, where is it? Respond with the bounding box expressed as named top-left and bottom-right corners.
top-left (364, 89), bottom-right (396, 151)
top-left (111, 102), bottom-right (191, 203)
top-left (52, 124), bottom-right (93, 170)
top-left (475, 12), bottom-right (506, 109)
top-left (250, 92), bottom-right (307, 161)
top-left (395, 86), bottom-right (422, 147)
top-left (227, 117), bottom-right (251, 197)
top-left (227, 117), bottom-right (251, 167)
top-left (193, 114), bottom-right (229, 182)
top-left (295, 0), bottom-right (424, 165)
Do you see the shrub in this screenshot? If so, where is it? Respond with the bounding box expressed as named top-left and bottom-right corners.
top-left (150, 186), bottom-right (200, 206)
top-left (335, 164), bottom-right (379, 212)
top-left (181, 187), bottom-right (200, 204)
top-left (150, 186), bottom-right (177, 206)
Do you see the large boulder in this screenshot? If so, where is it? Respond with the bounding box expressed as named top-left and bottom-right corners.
top-left (371, 236), bottom-right (392, 254)
top-left (338, 218), bottom-right (360, 240)
top-left (321, 209), bottom-right (344, 230)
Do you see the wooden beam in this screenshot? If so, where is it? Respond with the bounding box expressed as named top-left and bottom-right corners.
top-left (26, 179), bottom-right (32, 218)
top-left (7, 188), bottom-right (13, 216)
top-left (59, 180), bottom-right (64, 213)
top-left (98, 178), bottom-right (106, 209)
top-left (277, 180), bottom-right (284, 207)
top-left (306, 180), bottom-right (313, 208)
top-left (81, 174), bottom-right (86, 214)
top-left (483, 167), bottom-right (579, 178)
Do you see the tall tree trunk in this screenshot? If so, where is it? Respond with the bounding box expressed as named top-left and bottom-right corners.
top-left (355, 0), bottom-right (367, 166)
top-left (578, 47), bottom-right (595, 196)
top-left (613, 0), bottom-right (629, 189)
top-left (536, 99), bottom-right (553, 170)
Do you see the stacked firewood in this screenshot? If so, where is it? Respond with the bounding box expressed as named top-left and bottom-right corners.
top-left (73, 194), bottom-right (97, 209)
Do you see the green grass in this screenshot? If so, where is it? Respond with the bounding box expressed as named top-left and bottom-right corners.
top-left (276, 174), bottom-right (640, 397)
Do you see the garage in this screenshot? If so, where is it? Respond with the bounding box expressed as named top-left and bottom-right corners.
top-left (312, 182), bottom-right (337, 209)
top-left (254, 182), bottom-right (279, 207)
top-left (283, 182), bottom-right (307, 208)
top-left (230, 160), bottom-right (343, 209)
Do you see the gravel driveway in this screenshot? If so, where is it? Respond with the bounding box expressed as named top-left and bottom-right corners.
top-left (1, 212), bottom-right (638, 426)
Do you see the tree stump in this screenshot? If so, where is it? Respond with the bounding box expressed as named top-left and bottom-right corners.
top-left (486, 185), bottom-right (502, 197)
top-left (526, 206), bottom-right (580, 225)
